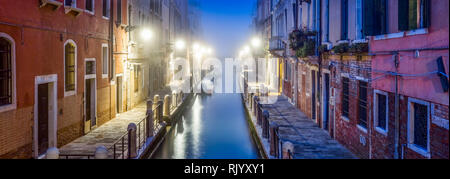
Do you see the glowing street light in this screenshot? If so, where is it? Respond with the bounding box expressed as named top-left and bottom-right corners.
top-left (193, 43), bottom-right (200, 51)
top-left (206, 47), bottom-right (213, 55)
top-left (251, 37), bottom-right (261, 48)
top-left (141, 28), bottom-right (153, 40)
top-left (175, 40), bottom-right (186, 50)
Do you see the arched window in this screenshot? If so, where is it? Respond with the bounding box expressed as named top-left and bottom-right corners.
top-left (64, 40), bottom-right (77, 95)
top-left (0, 32), bottom-right (16, 111)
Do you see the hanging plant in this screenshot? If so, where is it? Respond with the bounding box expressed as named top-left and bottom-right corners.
top-left (332, 42), bottom-right (350, 54)
top-left (318, 44), bottom-right (329, 53)
top-left (289, 28), bottom-right (317, 51)
top-left (296, 39), bottom-right (316, 58)
top-left (348, 42), bottom-right (369, 54)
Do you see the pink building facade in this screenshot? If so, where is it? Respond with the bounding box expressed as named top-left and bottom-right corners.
top-left (370, 0), bottom-right (449, 159)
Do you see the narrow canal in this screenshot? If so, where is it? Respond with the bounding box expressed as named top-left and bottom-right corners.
top-left (151, 94), bottom-right (261, 159)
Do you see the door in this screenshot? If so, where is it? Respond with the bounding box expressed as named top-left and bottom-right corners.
top-left (84, 79), bottom-right (96, 133)
top-left (311, 71), bottom-right (316, 120)
top-left (37, 83), bottom-right (49, 156)
top-left (323, 73), bottom-right (330, 131)
top-left (117, 76), bottom-right (123, 113)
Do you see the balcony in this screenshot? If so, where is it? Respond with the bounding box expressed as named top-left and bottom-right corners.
top-left (269, 36), bottom-right (287, 52)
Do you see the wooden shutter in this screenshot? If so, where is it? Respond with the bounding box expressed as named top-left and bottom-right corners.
top-left (341, 0), bottom-right (349, 39)
top-left (363, 0), bottom-right (374, 36)
top-left (398, 0), bottom-right (409, 31)
top-left (422, 0), bottom-right (431, 28)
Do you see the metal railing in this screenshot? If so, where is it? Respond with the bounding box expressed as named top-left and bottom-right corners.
top-left (269, 36), bottom-right (287, 52)
top-left (59, 154), bottom-right (95, 159)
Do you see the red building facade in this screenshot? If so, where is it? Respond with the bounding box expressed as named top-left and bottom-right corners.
top-left (0, 0), bottom-right (127, 159)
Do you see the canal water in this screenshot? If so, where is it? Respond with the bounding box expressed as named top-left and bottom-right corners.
top-left (151, 94), bottom-right (261, 159)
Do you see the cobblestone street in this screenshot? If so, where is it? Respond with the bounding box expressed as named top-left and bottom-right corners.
top-left (251, 96), bottom-right (356, 159)
top-left (59, 87), bottom-right (173, 158)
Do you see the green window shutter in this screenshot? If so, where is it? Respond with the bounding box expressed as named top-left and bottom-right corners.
top-left (422, 0), bottom-right (431, 28)
top-left (363, 0), bottom-right (374, 36)
top-left (398, 0), bottom-right (409, 31)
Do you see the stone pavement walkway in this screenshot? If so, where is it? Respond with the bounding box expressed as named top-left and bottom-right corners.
top-left (59, 86), bottom-right (173, 158)
top-left (259, 96), bottom-right (356, 159)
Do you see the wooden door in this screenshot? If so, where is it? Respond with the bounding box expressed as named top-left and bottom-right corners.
top-left (37, 83), bottom-right (49, 156)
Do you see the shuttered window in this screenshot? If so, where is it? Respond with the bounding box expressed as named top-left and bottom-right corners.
top-left (65, 43), bottom-right (76, 92)
top-left (341, 0), bottom-right (348, 40)
top-left (102, 45), bottom-right (108, 76)
top-left (398, 0), bottom-right (431, 31)
top-left (358, 81), bottom-right (368, 128)
top-left (342, 77), bottom-right (350, 118)
top-left (363, 0), bottom-right (387, 36)
top-left (0, 38), bottom-right (12, 106)
top-left (134, 65), bottom-right (141, 92)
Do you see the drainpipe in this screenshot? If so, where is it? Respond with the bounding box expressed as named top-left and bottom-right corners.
top-left (394, 53), bottom-right (400, 159)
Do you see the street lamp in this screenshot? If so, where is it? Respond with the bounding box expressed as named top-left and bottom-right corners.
top-left (141, 28), bottom-right (153, 40)
top-left (251, 37), bottom-right (261, 48)
top-left (175, 40), bottom-right (186, 50)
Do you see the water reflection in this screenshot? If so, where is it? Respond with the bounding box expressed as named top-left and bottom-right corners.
top-left (151, 94), bottom-right (260, 159)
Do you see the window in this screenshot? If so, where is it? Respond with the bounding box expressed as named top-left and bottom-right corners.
top-left (363, 0), bottom-right (387, 36)
top-left (102, 44), bottom-right (108, 78)
top-left (356, 0), bottom-right (364, 39)
top-left (342, 77), bottom-right (350, 119)
top-left (341, 0), bottom-right (348, 40)
top-left (408, 98), bottom-right (430, 157)
top-left (398, 0), bottom-right (430, 31)
top-left (0, 37), bottom-right (13, 106)
top-left (85, 0), bottom-right (94, 12)
top-left (358, 81), bottom-right (368, 129)
top-left (102, 0), bottom-right (110, 18)
top-left (374, 90), bottom-right (388, 134)
top-left (117, 0), bottom-right (122, 24)
top-left (134, 65), bottom-right (141, 92)
top-left (65, 0), bottom-right (76, 7)
top-left (64, 41), bottom-right (76, 94)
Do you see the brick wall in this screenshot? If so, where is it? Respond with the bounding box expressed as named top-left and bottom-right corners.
top-left (0, 107), bottom-right (33, 159)
top-left (330, 54), bottom-right (372, 159)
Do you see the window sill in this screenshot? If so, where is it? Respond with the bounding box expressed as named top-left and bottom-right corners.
top-left (406, 28), bottom-right (428, 36)
top-left (102, 74), bottom-right (109, 79)
top-left (374, 28), bottom-right (429, 41)
top-left (64, 6), bottom-right (83, 17)
top-left (102, 16), bottom-right (110, 20)
top-left (0, 103), bottom-right (17, 113)
top-left (39, 0), bottom-right (63, 11)
top-left (341, 116), bottom-right (350, 122)
top-left (375, 127), bottom-right (388, 136)
top-left (84, 10), bottom-right (95, 16)
top-left (357, 125), bottom-right (368, 133)
top-left (64, 91), bottom-right (76, 97)
top-left (408, 144), bottom-right (431, 158)
top-left (352, 39), bottom-right (368, 44)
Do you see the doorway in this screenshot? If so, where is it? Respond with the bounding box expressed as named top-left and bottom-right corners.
top-left (37, 83), bottom-right (49, 156)
top-left (116, 75), bottom-right (123, 113)
top-left (33, 74), bottom-right (57, 158)
top-left (84, 59), bottom-right (97, 134)
top-left (311, 70), bottom-right (316, 120)
top-left (323, 73), bottom-right (330, 131)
